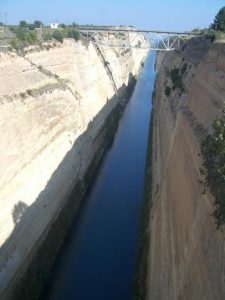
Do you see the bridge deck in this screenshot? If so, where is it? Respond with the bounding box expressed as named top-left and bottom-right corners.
top-left (78, 27), bottom-right (197, 36)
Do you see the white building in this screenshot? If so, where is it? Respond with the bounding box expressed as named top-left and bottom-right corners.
top-left (50, 22), bottom-right (59, 29)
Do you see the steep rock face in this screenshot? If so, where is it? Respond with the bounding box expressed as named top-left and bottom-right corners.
top-left (0, 36), bottom-right (147, 298)
top-left (148, 38), bottom-right (225, 299)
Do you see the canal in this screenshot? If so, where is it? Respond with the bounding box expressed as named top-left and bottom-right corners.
top-left (41, 51), bottom-right (156, 300)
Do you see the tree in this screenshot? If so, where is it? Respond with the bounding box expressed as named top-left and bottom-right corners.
top-left (211, 6), bottom-right (225, 32)
top-left (34, 20), bottom-right (43, 28)
top-left (52, 30), bottom-right (64, 43)
top-left (20, 20), bottom-right (28, 28)
top-left (60, 23), bottom-right (66, 28)
top-left (28, 23), bottom-right (35, 30)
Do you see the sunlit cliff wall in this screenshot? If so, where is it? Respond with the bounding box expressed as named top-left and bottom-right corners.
top-left (0, 35), bottom-right (148, 299)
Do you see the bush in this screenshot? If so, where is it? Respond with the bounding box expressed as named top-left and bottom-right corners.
top-left (26, 31), bottom-right (37, 44)
top-left (201, 107), bottom-right (225, 228)
top-left (181, 63), bottom-right (188, 75)
top-left (16, 28), bottom-right (26, 41)
top-left (43, 33), bottom-right (52, 41)
top-left (202, 29), bottom-right (221, 42)
top-left (10, 39), bottom-right (19, 50)
top-left (27, 89), bottom-right (33, 96)
top-left (170, 67), bottom-right (184, 93)
top-left (164, 86), bottom-right (171, 97)
top-left (68, 29), bottom-right (80, 41)
top-left (52, 30), bottom-right (64, 43)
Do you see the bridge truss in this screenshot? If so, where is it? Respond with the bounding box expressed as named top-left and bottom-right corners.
top-left (78, 27), bottom-right (196, 51)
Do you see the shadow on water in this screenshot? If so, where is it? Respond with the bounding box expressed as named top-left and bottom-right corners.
top-left (0, 74), bottom-right (137, 300)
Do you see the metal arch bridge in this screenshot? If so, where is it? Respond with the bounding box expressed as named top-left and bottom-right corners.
top-left (78, 27), bottom-right (197, 51)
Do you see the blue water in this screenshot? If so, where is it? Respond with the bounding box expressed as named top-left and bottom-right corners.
top-left (42, 51), bottom-right (156, 300)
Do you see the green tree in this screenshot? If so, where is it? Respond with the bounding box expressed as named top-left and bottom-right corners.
top-left (68, 29), bottom-right (80, 41)
top-left (34, 20), bottom-right (43, 28)
top-left (52, 30), bottom-right (64, 43)
top-left (60, 23), bottom-right (66, 28)
top-left (19, 20), bottom-right (28, 28)
top-left (211, 7), bottom-right (225, 32)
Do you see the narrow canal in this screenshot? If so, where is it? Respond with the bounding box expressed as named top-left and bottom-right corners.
top-left (41, 51), bottom-right (156, 300)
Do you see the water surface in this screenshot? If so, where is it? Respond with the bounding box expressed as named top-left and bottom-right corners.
top-left (42, 51), bottom-right (156, 300)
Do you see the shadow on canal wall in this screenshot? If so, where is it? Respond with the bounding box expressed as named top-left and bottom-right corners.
top-left (0, 74), bottom-right (137, 300)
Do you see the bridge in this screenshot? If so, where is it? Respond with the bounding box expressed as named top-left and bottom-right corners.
top-left (78, 27), bottom-right (197, 51)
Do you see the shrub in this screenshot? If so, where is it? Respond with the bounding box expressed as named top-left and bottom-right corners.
top-left (181, 63), bottom-right (188, 75)
top-left (170, 67), bottom-right (184, 93)
top-left (16, 28), bottom-right (26, 41)
top-left (52, 30), bottom-right (64, 43)
top-left (20, 92), bottom-right (26, 99)
top-left (203, 29), bottom-right (221, 42)
top-left (27, 89), bottom-right (33, 96)
top-left (164, 86), bottom-right (171, 97)
top-left (10, 39), bottom-right (19, 50)
top-left (43, 33), bottom-right (52, 41)
top-left (26, 31), bottom-right (37, 44)
top-left (68, 29), bottom-right (80, 41)
top-left (200, 106), bottom-right (225, 228)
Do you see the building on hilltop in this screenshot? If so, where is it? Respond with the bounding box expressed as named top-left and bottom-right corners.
top-left (50, 22), bottom-right (59, 29)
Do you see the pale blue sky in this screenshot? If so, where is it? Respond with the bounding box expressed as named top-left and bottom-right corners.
top-left (1, 0), bottom-right (225, 31)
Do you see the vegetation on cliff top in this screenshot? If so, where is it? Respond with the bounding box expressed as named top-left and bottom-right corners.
top-left (211, 7), bottom-right (225, 32)
top-left (200, 106), bottom-right (225, 228)
top-left (6, 21), bottom-right (80, 52)
top-left (203, 7), bottom-right (225, 41)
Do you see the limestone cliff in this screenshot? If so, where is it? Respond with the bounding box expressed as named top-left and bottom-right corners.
top-left (146, 37), bottom-right (225, 299)
top-left (0, 35), bottom-right (147, 299)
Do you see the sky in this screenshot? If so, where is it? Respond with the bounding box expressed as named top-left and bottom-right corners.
top-left (0, 0), bottom-right (225, 31)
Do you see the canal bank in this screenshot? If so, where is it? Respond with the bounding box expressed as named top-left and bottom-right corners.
top-left (41, 51), bottom-right (156, 300)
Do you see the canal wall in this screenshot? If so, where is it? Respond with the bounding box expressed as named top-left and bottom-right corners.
top-left (141, 37), bottom-right (225, 299)
top-left (0, 35), bottom-right (148, 299)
